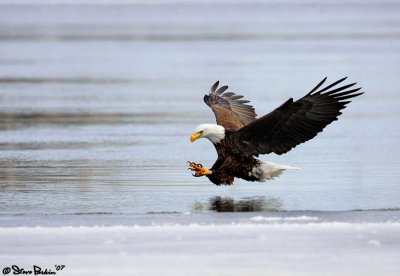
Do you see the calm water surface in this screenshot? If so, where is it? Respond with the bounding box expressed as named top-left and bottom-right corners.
top-left (0, 1), bottom-right (399, 216)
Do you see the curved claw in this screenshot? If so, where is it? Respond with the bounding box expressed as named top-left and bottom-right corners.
top-left (187, 161), bottom-right (212, 177)
top-left (187, 161), bottom-right (202, 168)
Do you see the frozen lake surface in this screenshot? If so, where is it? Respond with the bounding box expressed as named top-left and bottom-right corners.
top-left (1, 211), bottom-right (400, 276)
top-left (0, 0), bottom-right (399, 275)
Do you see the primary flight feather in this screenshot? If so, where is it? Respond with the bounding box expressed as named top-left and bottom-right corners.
top-left (188, 77), bottom-right (363, 185)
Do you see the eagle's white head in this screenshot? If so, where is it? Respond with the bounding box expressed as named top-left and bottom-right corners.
top-left (190, 124), bottom-right (225, 144)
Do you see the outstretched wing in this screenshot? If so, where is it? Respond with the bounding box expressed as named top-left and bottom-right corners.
top-left (235, 77), bottom-right (364, 156)
top-left (204, 81), bottom-right (257, 130)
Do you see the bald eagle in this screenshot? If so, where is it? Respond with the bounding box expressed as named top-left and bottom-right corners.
top-left (188, 77), bottom-right (363, 185)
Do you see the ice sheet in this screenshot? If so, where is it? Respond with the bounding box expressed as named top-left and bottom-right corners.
top-left (1, 220), bottom-right (400, 276)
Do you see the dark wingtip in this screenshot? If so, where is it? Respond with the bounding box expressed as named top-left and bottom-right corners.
top-left (316, 77), bottom-right (350, 94)
top-left (308, 77), bottom-right (327, 95)
top-left (203, 94), bottom-right (210, 106)
top-left (216, 85), bottom-right (229, 95)
top-left (346, 92), bottom-right (364, 99)
top-left (210, 80), bottom-right (219, 94)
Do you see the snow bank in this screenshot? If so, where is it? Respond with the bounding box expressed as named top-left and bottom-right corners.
top-left (1, 221), bottom-right (399, 276)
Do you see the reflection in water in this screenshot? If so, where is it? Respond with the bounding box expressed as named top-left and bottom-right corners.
top-left (195, 196), bottom-right (282, 212)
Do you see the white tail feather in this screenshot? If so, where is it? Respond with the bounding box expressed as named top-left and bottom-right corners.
top-left (250, 161), bottom-right (300, 181)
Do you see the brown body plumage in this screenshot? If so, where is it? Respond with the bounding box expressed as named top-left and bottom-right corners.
top-left (207, 132), bottom-right (260, 185)
top-left (189, 77), bottom-right (364, 185)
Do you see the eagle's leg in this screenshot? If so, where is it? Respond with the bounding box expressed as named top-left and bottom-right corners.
top-left (187, 161), bottom-right (212, 177)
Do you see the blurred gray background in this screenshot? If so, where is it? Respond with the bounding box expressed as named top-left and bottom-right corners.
top-left (0, 0), bottom-right (399, 213)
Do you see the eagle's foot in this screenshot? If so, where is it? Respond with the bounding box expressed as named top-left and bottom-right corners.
top-left (187, 161), bottom-right (212, 177)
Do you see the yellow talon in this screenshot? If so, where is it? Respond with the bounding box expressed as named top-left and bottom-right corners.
top-left (187, 161), bottom-right (213, 177)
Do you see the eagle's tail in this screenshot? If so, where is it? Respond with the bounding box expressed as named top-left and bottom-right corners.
top-left (251, 161), bottom-right (300, 181)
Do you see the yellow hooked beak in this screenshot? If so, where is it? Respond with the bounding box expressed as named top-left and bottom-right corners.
top-left (190, 132), bottom-right (203, 142)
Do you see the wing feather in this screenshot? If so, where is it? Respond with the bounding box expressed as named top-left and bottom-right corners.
top-left (204, 81), bottom-right (257, 130)
top-left (235, 78), bottom-right (364, 156)
top-left (216, 85), bottom-right (229, 95)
